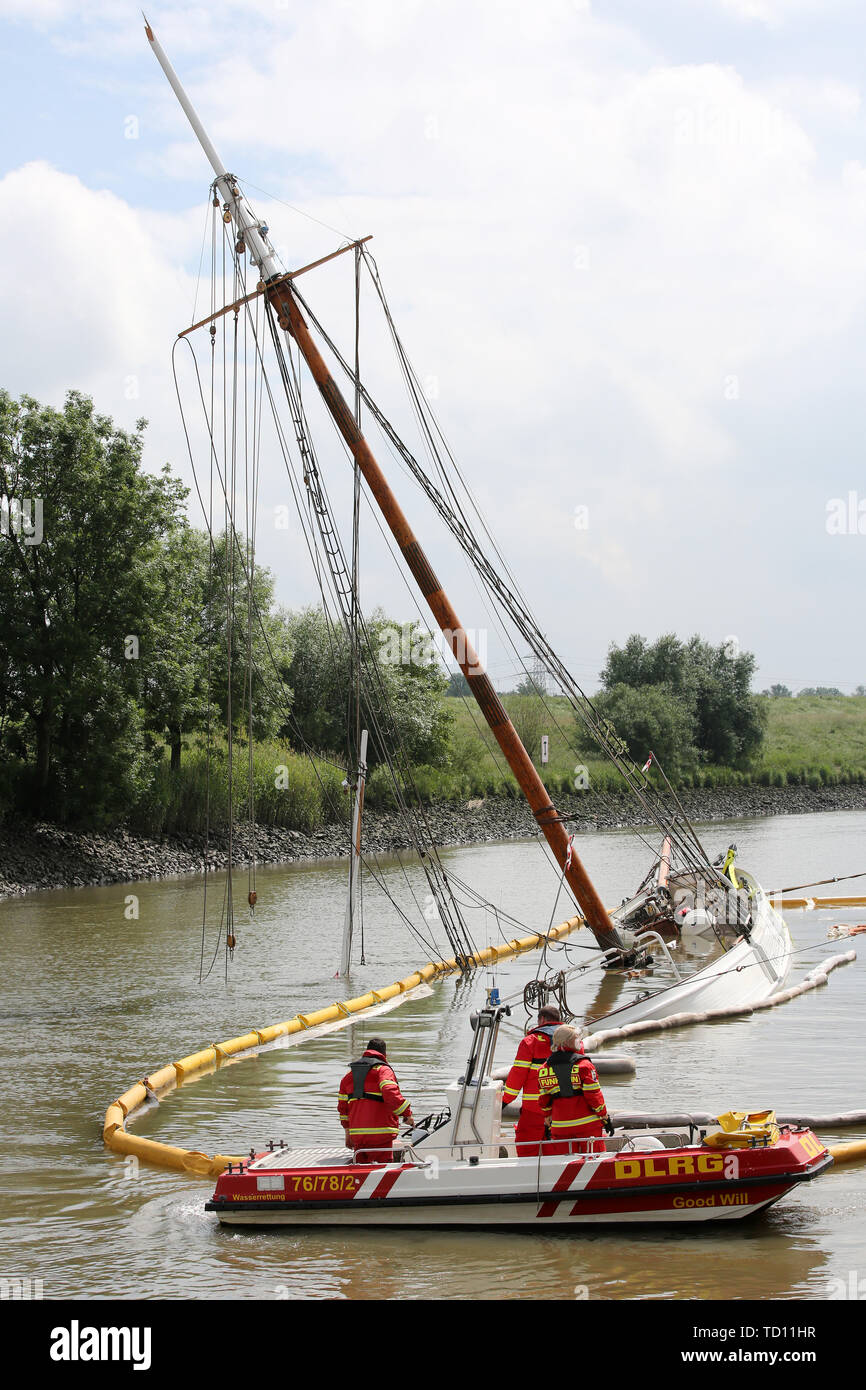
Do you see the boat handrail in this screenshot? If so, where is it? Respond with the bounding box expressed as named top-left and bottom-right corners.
top-left (398, 1128), bottom-right (704, 1163)
top-left (630, 930), bottom-right (683, 981)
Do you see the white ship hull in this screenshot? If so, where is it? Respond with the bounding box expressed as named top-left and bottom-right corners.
top-left (598, 872), bottom-right (792, 1030)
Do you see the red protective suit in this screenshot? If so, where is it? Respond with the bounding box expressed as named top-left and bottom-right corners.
top-left (537, 1049), bottom-right (609, 1156)
top-left (338, 1048), bottom-right (413, 1162)
top-left (501, 1023), bottom-right (558, 1156)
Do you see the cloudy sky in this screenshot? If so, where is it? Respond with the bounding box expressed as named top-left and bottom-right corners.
top-left (1, 0), bottom-right (865, 693)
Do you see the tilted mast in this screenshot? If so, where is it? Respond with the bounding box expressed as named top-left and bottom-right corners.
top-left (145, 20), bottom-right (621, 952)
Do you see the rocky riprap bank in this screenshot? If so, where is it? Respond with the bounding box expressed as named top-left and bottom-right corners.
top-left (1, 783), bottom-right (865, 899)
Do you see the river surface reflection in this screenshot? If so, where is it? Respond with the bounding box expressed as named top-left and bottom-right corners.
top-left (0, 810), bottom-right (863, 1299)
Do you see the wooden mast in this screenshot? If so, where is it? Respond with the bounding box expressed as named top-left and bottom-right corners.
top-left (145, 20), bottom-right (621, 952)
top-left (266, 285), bottom-right (620, 950)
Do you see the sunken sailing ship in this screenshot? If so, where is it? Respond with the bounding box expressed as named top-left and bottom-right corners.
top-left (143, 19), bottom-right (807, 1226)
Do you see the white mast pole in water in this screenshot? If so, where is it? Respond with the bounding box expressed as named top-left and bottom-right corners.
top-left (340, 729), bottom-right (368, 978)
top-left (143, 14), bottom-right (282, 282)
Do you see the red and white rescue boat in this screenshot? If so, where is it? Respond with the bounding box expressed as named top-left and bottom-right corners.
top-left (206, 1007), bottom-right (831, 1228)
top-left (208, 1129), bottom-right (830, 1228)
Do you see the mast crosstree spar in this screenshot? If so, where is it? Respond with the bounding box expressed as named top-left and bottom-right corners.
top-left (145, 17), bottom-right (624, 954)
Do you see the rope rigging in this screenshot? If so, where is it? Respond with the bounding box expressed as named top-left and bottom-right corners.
top-left (176, 189), bottom-right (758, 983)
top-left (290, 259), bottom-right (741, 915)
top-left (258, 294), bottom-right (478, 962)
top-left (174, 210), bottom-right (483, 970)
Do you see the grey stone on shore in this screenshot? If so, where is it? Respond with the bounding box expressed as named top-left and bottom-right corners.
top-left (1, 783), bottom-right (865, 899)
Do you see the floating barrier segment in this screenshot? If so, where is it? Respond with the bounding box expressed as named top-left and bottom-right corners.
top-left (103, 912), bottom-right (587, 1175)
top-left (827, 1140), bottom-right (866, 1165)
top-left (581, 951), bottom-right (857, 1050)
top-left (493, 1054), bottom-right (636, 1083)
top-left (500, 1110), bottom-right (866, 1159)
top-left (603, 1110), bottom-right (866, 1131)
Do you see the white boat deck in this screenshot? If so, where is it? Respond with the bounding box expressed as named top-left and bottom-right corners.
top-left (248, 1130), bottom-right (699, 1171)
top-left (252, 1146), bottom-right (353, 1169)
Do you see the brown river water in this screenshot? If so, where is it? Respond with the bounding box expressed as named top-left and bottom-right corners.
top-left (0, 810), bottom-right (864, 1301)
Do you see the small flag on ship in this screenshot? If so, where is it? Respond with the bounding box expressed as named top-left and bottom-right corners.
top-left (641, 753), bottom-right (653, 773)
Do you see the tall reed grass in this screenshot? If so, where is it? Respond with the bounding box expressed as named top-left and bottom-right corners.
top-left (131, 741), bottom-right (348, 836)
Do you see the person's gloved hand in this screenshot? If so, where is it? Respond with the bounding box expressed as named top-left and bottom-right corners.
top-left (604, 1116), bottom-right (615, 1136)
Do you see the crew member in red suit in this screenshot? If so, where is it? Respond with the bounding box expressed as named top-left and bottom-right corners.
top-left (537, 1025), bottom-right (614, 1155)
top-left (501, 1004), bottom-right (561, 1155)
top-left (338, 1037), bottom-right (414, 1163)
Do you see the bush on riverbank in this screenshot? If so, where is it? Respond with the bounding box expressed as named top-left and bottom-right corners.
top-left (4, 694), bottom-right (866, 835)
top-left (130, 742), bottom-right (348, 836)
top-left (424, 694), bottom-right (866, 805)
top-left (117, 694), bottom-right (866, 832)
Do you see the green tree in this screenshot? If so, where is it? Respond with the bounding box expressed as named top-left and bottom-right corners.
top-left (516, 666), bottom-right (548, 696)
top-left (138, 524), bottom-right (211, 771)
top-left (599, 632), bottom-right (765, 770)
top-left (686, 637), bottom-right (765, 765)
top-left (595, 682), bottom-right (697, 774)
top-left (195, 533), bottom-right (293, 747)
top-left (138, 527), bottom-right (294, 769)
top-left (0, 390), bottom-right (187, 822)
top-left (508, 694), bottom-right (547, 762)
top-left (446, 670), bottom-right (471, 698)
top-left (285, 608), bottom-right (451, 768)
top-left (601, 632), bottom-right (693, 697)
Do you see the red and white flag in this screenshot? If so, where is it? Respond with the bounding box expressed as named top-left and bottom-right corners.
top-left (565, 834), bottom-right (574, 871)
top-left (641, 753), bottom-right (653, 773)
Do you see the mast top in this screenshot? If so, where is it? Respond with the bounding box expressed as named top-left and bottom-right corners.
top-left (143, 13), bottom-right (227, 182)
top-left (144, 15), bottom-right (281, 280)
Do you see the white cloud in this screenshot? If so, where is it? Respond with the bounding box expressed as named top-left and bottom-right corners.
top-left (0, 161), bottom-right (198, 459)
top-left (4, 1), bottom-right (866, 686)
top-left (712, 0), bottom-right (844, 26)
top-left (0, 0), bottom-right (69, 18)
top-left (761, 75), bottom-right (861, 120)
